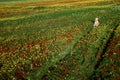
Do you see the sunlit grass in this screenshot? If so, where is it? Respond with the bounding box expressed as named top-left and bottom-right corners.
top-left (0, 0), bottom-right (120, 80)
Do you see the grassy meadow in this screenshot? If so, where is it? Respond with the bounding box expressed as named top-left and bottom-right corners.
top-left (0, 0), bottom-right (120, 80)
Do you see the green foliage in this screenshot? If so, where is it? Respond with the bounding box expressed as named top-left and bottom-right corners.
top-left (0, 0), bottom-right (120, 80)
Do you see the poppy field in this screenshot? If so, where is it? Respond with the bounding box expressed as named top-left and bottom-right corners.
top-left (0, 0), bottom-right (120, 80)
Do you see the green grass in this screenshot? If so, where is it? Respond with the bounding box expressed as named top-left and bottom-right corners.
top-left (0, 0), bottom-right (120, 80)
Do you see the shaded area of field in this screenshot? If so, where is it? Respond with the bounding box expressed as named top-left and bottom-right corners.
top-left (0, 0), bottom-right (120, 80)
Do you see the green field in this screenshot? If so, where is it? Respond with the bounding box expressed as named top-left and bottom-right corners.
top-left (0, 0), bottom-right (120, 80)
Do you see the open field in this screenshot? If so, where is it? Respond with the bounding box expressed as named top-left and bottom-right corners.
top-left (0, 0), bottom-right (120, 80)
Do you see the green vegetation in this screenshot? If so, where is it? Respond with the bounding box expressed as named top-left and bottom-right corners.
top-left (0, 0), bottom-right (120, 80)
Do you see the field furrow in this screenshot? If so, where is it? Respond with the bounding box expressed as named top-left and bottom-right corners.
top-left (0, 0), bottom-right (120, 80)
